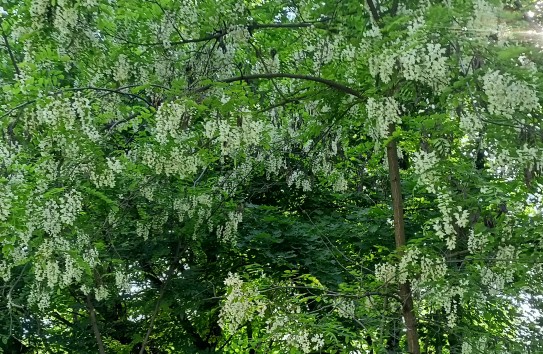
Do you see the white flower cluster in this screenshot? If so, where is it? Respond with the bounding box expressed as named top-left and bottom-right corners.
top-left (459, 110), bottom-right (483, 140)
top-left (398, 42), bottom-right (448, 93)
top-left (378, 247), bottom-right (447, 286)
top-left (30, 0), bottom-right (49, 26)
top-left (90, 165), bottom-right (115, 188)
top-left (53, 3), bottom-right (78, 40)
top-left (375, 262), bottom-right (397, 283)
top-left (152, 15), bottom-right (174, 48)
top-left (136, 220), bottom-right (150, 240)
top-left (25, 227), bottom-right (100, 309)
top-left (407, 16), bottom-right (425, 36)
top-left (226, 26), bottom-right (251, 45)
top-left (113, 54), bottom-right (130, 83)
top-left (254, 54), bottom-right (280, 74)
top-left (263, 152), bottom-right (285, 180)
top-left (366, 97), bottom-right (402, 140)
top-left (0, 139), bottom-right (17, 168)
top-left (412, 150), bottom-right (439, 193)
top-left (431, 193), bottom-right (468, 250)
top-left (368, 45), bottom-right (396, 84)
top-left (140, 182), bottom-right (155, 201)
top-left (0, 184), bottom-right (15, 222)
top-left (0, 260), bottom-right (11, 282)
top-left (204, 115), bottom-right (270, 156)
top-left (332, 173), bottom-right (348, 192)
top-left (312, 37), bottom-right (340, 72)
top-left (95, 285), bottom-right (109, 302)
top-left (83, 246), bottom-right (100, 268)
top-left (287, 170), bottom-right (311, 191)
top-left (242, 119), bottom-right (268, 147)
top-left (141, 145), bottom-right (202, 178)
top-left (478, 265), bottom-right (507, 295)
top-left (398, 247), bottom-right (421, 284)
top-left (90, 156), bottom-right (123, 188)
top-left (41, 189), bottom-right (83, 236)
top-left (217, 162), bottom-right (253, 194)
top-left (266, 315), bottom-right (325, 354)
top-left (284, 330), bottom-right (324, 354)
top-left (467, 229), bottom-right (488, 253)
top-left (28, 285), bottom-right (51, 311)
top-left (36, 259), bottom-right (60, 288)
top-left (495, 245), bottom-right (517, 283)
top-left (369, 34), bottom-right (448, 92)
top-left (218, 273), bottom-right (266, 333)
top-left (217, 211), bottom-right (243, 243)
top-left (61, 255), bottom-right (83, 287)
top-left (154, 101), bottom-right (191, 144)
top-left (466, 0), bottom-right (498, 40)
top-left (72, 93), bottom-right (101, 142)
top-left (115, 271), bottom-right (131, 292)
top-left (517, 144), bottom-right (541, 171)
top-left (36, 98), bottom-right (73, 128)
top-left (340, 44), bottom-right (357, 62)
top-left (482, 70), bottom-right (540, 119)
top-left (421, 279), bottom-right (468, 328)
top-left (173, 193), bottom-right (213, 222)
top-left (419, 255), bottom-right (447, 283)
top-left (518, 55), bottom-right (537, 74)
top-left (333, 298), bottom-right (356, 319)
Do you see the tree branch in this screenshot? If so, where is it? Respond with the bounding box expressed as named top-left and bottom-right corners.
top-left (51, 311), bottom-right (74, 328)
top-left (139, 241), bottom-right (183, 354)
top-left (195, 73), bottom-right (364, 100)
top-left (390, 0), bottom-right (400, 16)
top-left (1, 85), bottom-right (154, 120)
top-left (67, 86), bottom-right (153, 106)
top-left (366, 0), bottom-right (381, 24)
top-left (0, 20), bottom-right (20, 77)
top-left (110, 19), bottom-right (332, 47)
top-left (86, 294), bottom-right (106, 354)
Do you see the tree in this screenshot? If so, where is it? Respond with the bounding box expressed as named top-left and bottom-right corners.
top-left (1, 0), bottom-right (542, 353)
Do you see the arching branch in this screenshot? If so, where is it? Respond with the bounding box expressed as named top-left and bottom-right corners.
top-left (109, 19), bottom-right (332, 47)
top-left (196, 73), bottom-right (364, 100)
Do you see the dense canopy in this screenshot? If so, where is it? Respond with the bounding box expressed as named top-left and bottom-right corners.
top-left (1, 0), bottom-right (543, 353)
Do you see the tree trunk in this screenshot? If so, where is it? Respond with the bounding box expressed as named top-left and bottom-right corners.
top-left (386, 130), bottom-right (421, 354)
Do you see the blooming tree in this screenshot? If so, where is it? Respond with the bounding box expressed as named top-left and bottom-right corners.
top-left (1, 0), bottom-right (543, 353)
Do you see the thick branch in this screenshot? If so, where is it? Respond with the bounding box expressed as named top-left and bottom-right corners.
top-left (0, 21), bottom-right (20, 77)
top-left (86, 295), bottom-right (106, 354)
top-left (366, 0), bottom-right (381, 24)
top-left (196, 73), bottom-right (364, 100)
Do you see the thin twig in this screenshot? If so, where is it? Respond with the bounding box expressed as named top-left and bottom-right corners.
top-left (139, 240), bottom-right (183, 354)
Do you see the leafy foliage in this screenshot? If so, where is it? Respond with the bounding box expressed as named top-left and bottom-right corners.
top-left (1, 0), bottom-right (543, 353)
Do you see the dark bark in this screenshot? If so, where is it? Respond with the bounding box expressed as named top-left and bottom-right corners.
top-left (86, 294), bottom-right (106, 354)
top-left (386, 127), bottom-right (421, 354)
